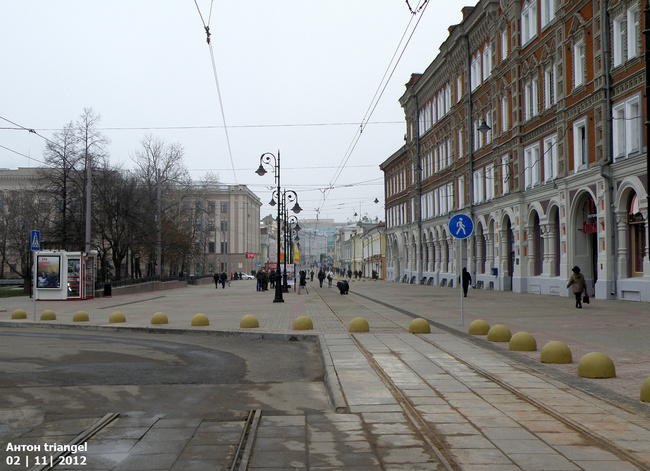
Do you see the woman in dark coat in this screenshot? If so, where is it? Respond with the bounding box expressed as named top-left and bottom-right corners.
top-left (567, 266), bottom-right (586, 308)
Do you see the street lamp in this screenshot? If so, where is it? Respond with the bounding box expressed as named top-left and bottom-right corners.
top-left (256, 151), bottom-right (284, 303)
top-left (275, 190), bottom-right (301, 292)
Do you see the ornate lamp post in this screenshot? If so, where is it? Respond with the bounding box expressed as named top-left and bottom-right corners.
top-left (274, 190), bottom-right (301, 292)
top-left (256, 151), bottom-right (284, 303)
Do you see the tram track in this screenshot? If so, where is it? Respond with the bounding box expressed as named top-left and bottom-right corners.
top-left (314, 285), bottom-right (650, 470)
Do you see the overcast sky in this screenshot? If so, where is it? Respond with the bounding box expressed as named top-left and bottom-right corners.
top-left (1, 1), bottom-right (468, 222)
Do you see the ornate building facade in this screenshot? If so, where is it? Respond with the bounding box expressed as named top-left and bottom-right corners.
top-left (381, 0), bottom-right (649, 301)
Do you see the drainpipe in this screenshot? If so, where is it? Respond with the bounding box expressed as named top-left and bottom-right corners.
top-left (599, 0), bottom-right (617, 297)
top-left (466, 32), bottom-right (476, 282)
top-left (415, 95), bottom-right (424, 283)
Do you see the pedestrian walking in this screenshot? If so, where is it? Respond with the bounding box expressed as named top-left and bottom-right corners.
top-left (317, 269), bottom-right (325, 287)
top-left (310, 270), bottom-right (314, 282)
top-left (327, 271), bottom-right (333, 287)
top-left (461, 267), bottom-right (472, 297)
top-left (213, 272), bottom-right (219, 289)
top-left (220, 271), bottom-right (227, 289)
top-left (567, 266), bottom-right (586, 308)
top-left (298, 270), bottom-right (308, 294)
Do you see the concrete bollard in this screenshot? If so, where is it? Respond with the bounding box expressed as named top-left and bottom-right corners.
top-left (408, 318), bottom-right (431, 333)
top-left (11, 309), bottom-right (27, 319)
top-left (109, 311), bottom-right (126, 323)
top-left (191, 313), bottom-right (209, 326)
top-left (468, 319), bottom-right (490, 335)
top-left (487, 324), bottom-right (511, 342)
top-left (240, 315), bottom-right (259, 328)
top-left (348, 317), bottom-right (369, 332)
top-left (151, 312), bottom-right (168, 325)
top-left (540, 341), bottom-right (572, 364)
top-left (73, 311), bottom-right (89, 322)
top-left (293, 316), bottom-right (313, 330)
top-left (509, 332), bottom-right (537, 351)
top-left (577, 352), bottom-right (616, 378)
top-left (40, 310), bottom-right (56, 321)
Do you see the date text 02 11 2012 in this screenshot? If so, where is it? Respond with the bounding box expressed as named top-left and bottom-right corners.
top-left (5, 442), bottom-right (88, 467)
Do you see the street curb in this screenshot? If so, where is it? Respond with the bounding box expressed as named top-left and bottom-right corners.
top-left (317, 335), bottom-right (349, 414)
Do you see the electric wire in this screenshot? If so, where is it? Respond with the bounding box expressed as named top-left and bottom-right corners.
top-left (319, 0), bottom-right (430, 215)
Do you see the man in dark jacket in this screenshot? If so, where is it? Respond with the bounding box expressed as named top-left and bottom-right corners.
top-left (461, 267), bottom-right (472, 297)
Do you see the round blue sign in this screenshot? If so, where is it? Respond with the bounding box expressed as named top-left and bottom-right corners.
top-left (448, 214), bottom-right (474, 239)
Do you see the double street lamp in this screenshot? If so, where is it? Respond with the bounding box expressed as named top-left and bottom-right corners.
top-left (256, 150), bottom-right (302, 302)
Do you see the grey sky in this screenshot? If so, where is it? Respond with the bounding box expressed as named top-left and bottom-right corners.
top-left (1, 1), bottom-right (467, 222)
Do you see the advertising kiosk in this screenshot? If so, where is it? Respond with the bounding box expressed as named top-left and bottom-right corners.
top-left (34, 251), bottom-right (97, 300)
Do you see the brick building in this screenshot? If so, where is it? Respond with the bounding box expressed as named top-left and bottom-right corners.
top-left (380, 0), bottom-right (649, 301)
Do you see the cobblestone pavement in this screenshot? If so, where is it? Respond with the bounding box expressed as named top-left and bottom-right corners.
top-left (1, 278), bottom-right (649, 470)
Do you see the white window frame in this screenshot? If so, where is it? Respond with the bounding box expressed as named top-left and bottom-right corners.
top-left (471, 52), bottom-right (482, 91)
top-left (524, 78), bottom-right (539, 121)
top-left (544, 66), bottom-right (554, 109)
top-left (572, 117), bottom-right (588, 172)
top-left (473, 168), bottom-right (484, 204)
top-left (500, 29), bottom-right (508, 61)
top-left (501, 95), bottom-right (509, 132)
top-left (447, 182), bottom-right (454, 211)
top-left (540, 0), bottom-right (555, 29)
top-left (613, 94), bottom-right (642, 160)
top-left (482, 42), bottom-right (492, 80)
top-left (521, 0), bottom-right (538, 45)
top-left (524, 143), bottom-right (541, 188)
top-left (543, 134), bottom-right (558, 182)
top-left (613, 14), bottom-right (625, 67)
top-left (573, 40), bottom-right (586, 88)
top-left (458, 176), bottom-right (465, 208)
top-left (485, 164), bottom-right (495, 200)
top-left (457, 128), bottom-right (464, 159)
top-left (501, 154), bottom-right (510, 194)
top-left (456, 75), bottom-right (463, 102)
top-left (628, 5), bottom-right (640, 60)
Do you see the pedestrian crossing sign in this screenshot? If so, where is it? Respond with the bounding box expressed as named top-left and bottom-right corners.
top-left (30, 230), bottom-right (40, 251)
top-left (448, 214), bottom-right (474, 240)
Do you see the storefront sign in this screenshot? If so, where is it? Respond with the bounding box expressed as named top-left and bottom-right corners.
top-left (582, 221), bottom-right (598, 234)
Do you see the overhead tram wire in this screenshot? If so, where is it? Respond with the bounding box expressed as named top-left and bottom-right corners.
top-left (193, 0), bottom-right (238, 184)
top-left (317, 0), bottom-right (430, 215)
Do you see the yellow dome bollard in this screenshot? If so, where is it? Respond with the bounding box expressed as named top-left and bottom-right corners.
top-left (40, 310), bottom-right (56, 321)
top-left (293, 316), bottom-right (313, 330)
top-left (486, 324), bottom-right (511, 342)
top-left (109, 311), bottom-right (126, 323)
top-left (191, 313), bottom-right (210, 326)
top-left (408, 318), bottom-right (431, 334)
top-left (578, 352), bottom-right (616, 378)
top-left (348, 317), bottom-right (369, 332)
top-left (640, 378), bottom-right (650, 402)
top-left (73, 311), bottom-right (89, 322)
top-left (151, 312), bottom-right (168, 325)
top-left (509, 332), bottom-right (537, 351)
top-left (540, 341), bottom-right (572, 364)
top-left (240, 315), bottom-right (259, 328)
top-left (11, 309), bottom-right (27, 319)
top-left (468, 319), bottom-right (490, 335)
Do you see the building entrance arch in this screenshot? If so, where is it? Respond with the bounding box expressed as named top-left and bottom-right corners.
top-left (572, 193), bottom-right (598, 294)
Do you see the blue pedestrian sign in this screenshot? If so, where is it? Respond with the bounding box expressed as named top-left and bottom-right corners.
top-left (30, 230), bottom-right (40, 251)
top-left (449, 214), bottom-right (474, 240)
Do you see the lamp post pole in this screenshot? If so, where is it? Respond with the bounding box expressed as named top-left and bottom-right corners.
top-left (256, 152), bottom-right (302, 302)
top-left (256, 151), bottom-right (284, 303)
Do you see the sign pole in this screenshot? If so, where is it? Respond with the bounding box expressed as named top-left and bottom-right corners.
top-left (30, 230), bottom-right (40, 321)
top-left (448, 215), bottom-right (473, 327)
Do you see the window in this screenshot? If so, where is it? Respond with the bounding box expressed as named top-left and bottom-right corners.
top-left (482, 42), bottom-right (492, 80)
top-left (471, 52), bottom-right (482, 91)
top-left (457, 128), bottom-right (464, 159)
top-left (447, 183), bottom-right (454, 211)
top-left (541, 0), bottom-right (555, 28)
top-left (485, 164), bottom-right (495, 200)
top-left (521, 0), bottom-right (538, 45)
top-left (501, 29), bottom-right (508, 61)
top-left (613, 14), bottom-right (625, 67)
top-left (524, 77), bottom-right (539, 121)
top-left (544, 66), bottom-right (554, 109)
top-left (473, 168), bottom-right (484, 204)
top-left (456, 75), bottom-right (463, 102)
top-left (221, 202), bottom-right (228, 213)
top-left (573, 118), bottom-right (588, 171)
top-left (440, 185), bottom-right (448, 214)
top-left (573, 40), bottom-right (586, 88)
top-left (458, 176), bottom-right (465, 208)
top-left (501, 154), bottom-right (510, 194)
top-left (628, 5), bottom-right (640, 60)
top-left (543, 134), bottom-right (558, 181)
top-left (445, 84), bottom-right (452, 114)
top-left (524, 143), bottom-right (541, 188)
top-left (501, 95), bottom-right (509, 132)
top-left (613, 94), bottom-right (642, 160)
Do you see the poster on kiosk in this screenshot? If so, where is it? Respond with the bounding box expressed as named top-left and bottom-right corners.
top-left (34, 251), bottom-right (97, 300)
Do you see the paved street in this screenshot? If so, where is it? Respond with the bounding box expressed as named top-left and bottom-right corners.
top-left (1, 279), bottom-right (649, 470)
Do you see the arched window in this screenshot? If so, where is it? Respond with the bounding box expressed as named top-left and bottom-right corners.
top-left (628, 193), bottom-right (645, 277)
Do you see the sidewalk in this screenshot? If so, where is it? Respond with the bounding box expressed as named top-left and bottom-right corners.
top-left (2, 279), bottom-right (650, 470)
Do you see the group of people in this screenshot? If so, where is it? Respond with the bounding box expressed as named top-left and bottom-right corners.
top-left (255, 270), bottom-right (277, 292)
top-left (213, 271), bottom-right (229, 289)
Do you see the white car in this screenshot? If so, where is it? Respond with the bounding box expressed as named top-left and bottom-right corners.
top-left (240, 274), bottom-right (255, 280)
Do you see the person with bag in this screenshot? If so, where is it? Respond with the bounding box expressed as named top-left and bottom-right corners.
top-left (567, 266), bottom-right (586, 308)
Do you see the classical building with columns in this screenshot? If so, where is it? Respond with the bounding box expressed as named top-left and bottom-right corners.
top-left (380, 0), bottom-right (649, 301)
